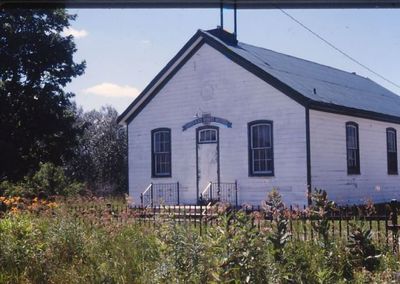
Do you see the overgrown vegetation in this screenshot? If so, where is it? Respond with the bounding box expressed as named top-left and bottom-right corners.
top-left (264, 188), bottom-right (291, 263)
top-left (0, 162), bottom-right (85, 198)
top-left (0, 189), bottom-right (399, 283)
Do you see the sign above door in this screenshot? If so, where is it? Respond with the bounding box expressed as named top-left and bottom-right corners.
top-left (182, 113), bottom-right (232, 131)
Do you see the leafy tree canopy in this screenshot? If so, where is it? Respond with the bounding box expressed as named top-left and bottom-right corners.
top-left (0, 9), bottom-right (86, 180)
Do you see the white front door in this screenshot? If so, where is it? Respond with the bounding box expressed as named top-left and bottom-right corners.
top-left (196, 126), bottom-right (219, 200)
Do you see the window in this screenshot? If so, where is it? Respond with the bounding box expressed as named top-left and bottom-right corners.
top-left (248, 120), bottom-right (273, 176)
top-left (387, 128), bottom-right (398, 175)
top-left (346, 122), bottom-right (360, 174)
top-left (198, 128), bottom-right (217, 143)
top-left (151, 128), bottom-right (171, 177)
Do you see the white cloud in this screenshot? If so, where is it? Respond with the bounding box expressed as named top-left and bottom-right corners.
top-left (63, 27), bottom-right (88, 39)
top-left (84, 83), bottom-right (140, 98)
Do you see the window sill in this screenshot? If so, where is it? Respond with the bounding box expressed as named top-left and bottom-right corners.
top-left (151, 175), bottom-right (172, 178)
top-left (249, 173), bottom-right (274, 177)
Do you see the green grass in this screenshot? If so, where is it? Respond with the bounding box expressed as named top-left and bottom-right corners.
top-left (0, 199), bottom-right (400, 284)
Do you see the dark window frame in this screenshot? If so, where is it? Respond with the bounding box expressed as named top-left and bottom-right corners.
top-left (151, 128), bottom-right (172, 178)
top-left (198, 128), bottom-right (218, 144)
top-left (387, 127), bottom-right (398, 175)
top-left (248, 120), bottom-right (274, 177)
top-left (346, 122), bottom-right (360, 175)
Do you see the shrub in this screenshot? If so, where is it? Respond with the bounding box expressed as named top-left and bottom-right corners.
top-left (0, 162), bottom-right (85, 198)
top-left (0, 180), bottom-right (32, 197)
top-left (263, 188), bottom-right (291, 263)
top-left (29, 162), bottom-right (85, 196)
top-left (310, 189), bottom-right (336, 248)
top-left (207, 210), bottom-right (271, 283)
top-left (347, 223), bottom-right (381, 272)
top-left (157, 222), bottom-right (208, 282)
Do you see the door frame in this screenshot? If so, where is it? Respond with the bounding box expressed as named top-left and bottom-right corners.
top-left (196, 125), bottom-right (220, 203)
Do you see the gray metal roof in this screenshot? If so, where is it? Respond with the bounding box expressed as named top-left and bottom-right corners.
top-left (203, 30), bottom-right (400, 119)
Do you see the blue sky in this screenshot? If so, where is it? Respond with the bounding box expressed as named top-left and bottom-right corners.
top-left (65, 8), bottom-right (400, 114)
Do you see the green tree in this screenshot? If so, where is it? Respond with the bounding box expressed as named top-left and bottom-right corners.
top-left (67, 106), bottom-right (127, 194)
top-left (0, 9), bottom-right (85, 180)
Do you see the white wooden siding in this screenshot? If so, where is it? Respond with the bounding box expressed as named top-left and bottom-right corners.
top-left (310, 110), bottom-right (400, 205)
top-left (128, 43), bottom-right (308, 206)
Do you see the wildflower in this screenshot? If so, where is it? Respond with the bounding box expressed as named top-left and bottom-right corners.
top-left (10, 206), bottom-right (19, 214)
top-left (252, 210), bottom-right (263, 221)
top-left (216, 202), bottom-right (229, 214)
top-left (303, 207), bottom-right (311, 218)
top-left (47, 202), bottom-right (58, 209)
top-left (283, 209), bottom-right (292, 219)
top-left (261, 226), bottom-right (273, 234)
top-left (364, 198), bottom-right (376, 216)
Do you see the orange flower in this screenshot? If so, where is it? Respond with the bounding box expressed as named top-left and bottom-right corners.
top-left (47, 202), bottom-right (58, 209)
top-left (10, 207), bottom-right (19, 214)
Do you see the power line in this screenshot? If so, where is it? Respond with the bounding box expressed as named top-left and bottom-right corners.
top-left (279, 8), bottom-right (400, 91)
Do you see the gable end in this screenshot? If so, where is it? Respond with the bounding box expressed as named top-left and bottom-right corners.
top-left (118, 30), bottom-right (311, 125)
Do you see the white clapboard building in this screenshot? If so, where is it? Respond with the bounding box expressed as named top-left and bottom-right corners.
top-left (118, 28), bottom-right (400, 207)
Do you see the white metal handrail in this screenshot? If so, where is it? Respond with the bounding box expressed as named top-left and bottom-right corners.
top-left (201, 182), bottom-right (212, 197)
top-left (200, 181), bottom-right (213, 203)
top-left (200, 181), bottom-right (238, 207)
top-left (142, 183), bottom-right (153, 196)
top-left (141, 182), bottom-right (180, 207)
top-left (140, 183), bottom-right (153, 207)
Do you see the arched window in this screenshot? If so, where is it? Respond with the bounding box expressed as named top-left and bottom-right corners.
top-left (198, 128), bottom-right (218, 143)
top-left (387, 128), bottom-right (398, 175)
top-left (151, 128), bottom-right (171, 177)
top-left (346, 122), bottom-right (360, 174)
top-left (248, 120), bottom-right (274, 176)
